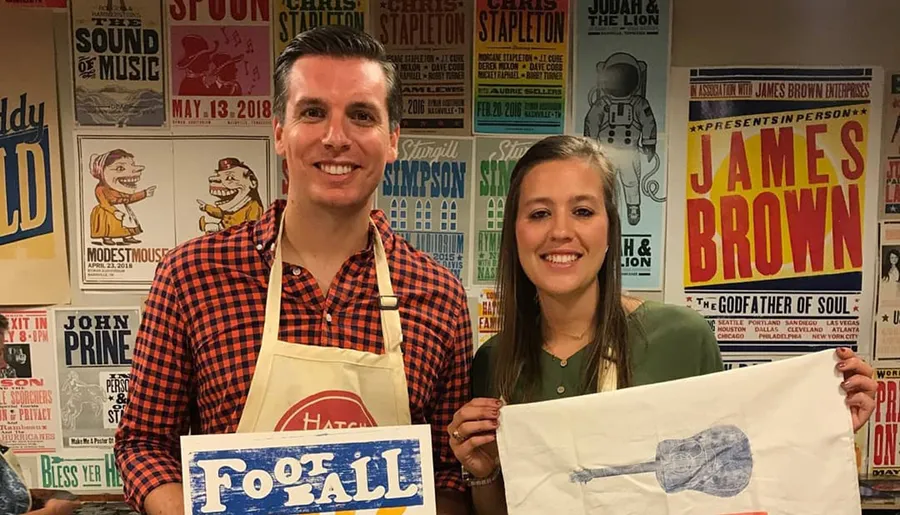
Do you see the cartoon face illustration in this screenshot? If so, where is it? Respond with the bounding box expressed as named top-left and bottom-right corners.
top-left (209, 158), bottom-right (257, 203)
top-left (102, 154), bottom-right (145, 195)
top-left (197, 157), bottom-right (265, 234)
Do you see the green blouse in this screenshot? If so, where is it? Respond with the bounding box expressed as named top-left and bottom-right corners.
top-left (471, 300), bottom-right (724, 401)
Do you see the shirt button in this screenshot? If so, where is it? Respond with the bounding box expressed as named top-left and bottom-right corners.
top-left (255, 244), bottom-right (263, 251)
top-left (292, 267), bottom-right (301, 276)
top-left (560, 359), bottom-right (567, 367)
top-left (557, 385), bottom-right (565, 395)
top-left (325, 313), bottom-right (332, 323)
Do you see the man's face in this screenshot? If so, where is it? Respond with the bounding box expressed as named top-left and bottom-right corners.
top-left (273, 55), bottom-right (399, 212)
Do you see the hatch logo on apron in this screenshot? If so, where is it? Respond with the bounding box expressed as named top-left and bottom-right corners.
top-left (275, 390), bottom-right (378, 431)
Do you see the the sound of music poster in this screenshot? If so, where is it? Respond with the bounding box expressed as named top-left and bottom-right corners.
top-left (664, 67), bottom-right (883, 356)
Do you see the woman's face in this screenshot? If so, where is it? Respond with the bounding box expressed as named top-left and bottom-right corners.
top-left (515, 157), bottom-right (609, 299)
top-left (891, 252), bottom-right (898, 265)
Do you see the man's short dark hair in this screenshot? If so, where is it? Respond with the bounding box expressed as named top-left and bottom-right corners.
top-left (0, 313), bottom-right (7, 332)
top-left (273, 25), bottom-right (402, 131)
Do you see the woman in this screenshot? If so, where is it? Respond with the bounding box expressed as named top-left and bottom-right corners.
top-left (447, 135), bottom-right (877, 513)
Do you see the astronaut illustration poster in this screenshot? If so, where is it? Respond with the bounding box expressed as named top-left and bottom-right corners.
top-left (70, 0), bottom-right (166, 127)
top-left (574, 0), bottom-right (669, 291)
top-left (473, 0), bottom-right (569, 134)
top-left (664, 67), bottom-right (882, 357)
top-left (52, 307), bottom-right (139, 450)
top-left (171, 137), bottom-right (271, 243)
top-left (167, 0), bottom-right (272, 127)
top-left (472, 136), bottom-right (539, 285)
top-left (76, 135), bottom-right (271, 290)
top-left (375, 135), bottom-right (474, 284)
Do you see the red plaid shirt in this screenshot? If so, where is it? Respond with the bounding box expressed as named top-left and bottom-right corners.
top-left (114, 200), bottom-right (472, 511)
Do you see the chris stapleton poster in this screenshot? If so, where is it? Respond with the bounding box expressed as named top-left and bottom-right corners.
top-left (473, 0), bottom-right (569, 134)
top-left (274, 0), bottom-right (368, 58)
top-left (371, 0), bottom-right (473, 134)
top-left (0, 9), bottom-right (71, 305)
top-left (70, 0), bottom-right (166, 127)
top-left (573, 0), bottom-right (670, 291)
top-left (167, 0), bottom-right (272, 127)
top-left (664, 67), bottom-right (883, 357)
top-left (75, 134), bottom-right (271, 290)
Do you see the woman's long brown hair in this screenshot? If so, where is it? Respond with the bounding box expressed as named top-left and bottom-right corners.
top-left (492, 135), bottom-right (633, 403)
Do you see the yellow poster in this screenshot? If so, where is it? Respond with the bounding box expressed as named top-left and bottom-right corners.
top-left (273, 0), bottom-right (367, 59)
top-left (0, 9), bottom-right (70, 305)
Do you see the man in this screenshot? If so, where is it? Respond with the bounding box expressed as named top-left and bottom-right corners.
top-left (113, 25), bottom-right (473, 514)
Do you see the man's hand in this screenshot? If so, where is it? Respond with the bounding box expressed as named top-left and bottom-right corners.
top-left (436, 488), bottom-right (469, 515)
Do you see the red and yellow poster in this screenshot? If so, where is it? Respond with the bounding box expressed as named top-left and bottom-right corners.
top-left (665, 67), bottom-right (882, 357)
top-left (0, 9), bottom-right (70, 305)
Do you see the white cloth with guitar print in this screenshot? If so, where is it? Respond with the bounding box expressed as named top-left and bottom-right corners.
top-left (496, 350), bottom-right (861, 514)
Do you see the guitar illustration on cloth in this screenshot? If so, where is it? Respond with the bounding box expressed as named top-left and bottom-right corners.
top-left (570, 424), bottom-right (753, 498)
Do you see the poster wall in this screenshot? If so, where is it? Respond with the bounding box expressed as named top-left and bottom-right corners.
top-left (71, 0), bottom-right (166, 127)
top-left (0, 9), bottom-right (71, 306)
top-left (274, 0), bottom-right (367, 58)
top-left (870, 367), bottom-right (900, 477)
top-left (573, 0), bottom-right (669, 291)
top-left (76, 135), bottom-right (271, 290)
top-left (35, 449), bottom-right (124, 492)
top-left (167, 0), bottom-right (272, 126)
top-left (473, 0), bottom-right (569, 134)
top-left (882, 72), bottom-right (900, 218)
top-left (52, 307), bottom-right (139, 450)
top-left (0, 310), bottom-right (62, 455)
top-left (664, 67), bottom-right (882, 356)
top-left (876, 222), bottom-right (900, 360)
top-left (375, 135), bottom-right (474, 284)
top-left (372, 0), bottom-right (472, 133)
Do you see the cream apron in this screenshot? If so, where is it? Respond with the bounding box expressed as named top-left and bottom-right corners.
top-left (237, 214), bottom-right (411, 433)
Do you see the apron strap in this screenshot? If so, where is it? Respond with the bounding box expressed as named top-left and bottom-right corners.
top-left (263, 212), bottom-right (405, 356)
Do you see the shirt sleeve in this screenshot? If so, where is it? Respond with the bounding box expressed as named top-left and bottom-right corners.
top-left (699, 319), bottom-right (724, 375)
top-left (429, 290), bottom-right (473, 493)
top-left (113, 255), bottom-right (194, 512)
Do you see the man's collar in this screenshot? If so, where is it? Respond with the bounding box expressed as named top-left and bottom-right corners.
top-left (254, 199), bottom-right (396, 257)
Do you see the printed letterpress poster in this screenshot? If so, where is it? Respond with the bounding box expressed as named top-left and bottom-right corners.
top-left (870, 367), bottom-right (900, 477)
top-left (477, 287), bottom-right (498, 347)
top-left (76, 135), bottom-right (176, 290)
top-left (664, 67), bottom-right (883, 356)
top-left (171, 137), bottom-right (271, 242)
top-left (181, 424), bottom-right (436, 514)
top-left (876, 222), bottom-right (900, 360)
top-left (52, 307), bottom-right (139, 450)
top-left (376, 135), bottom-right (474, 284)
top-left (0, 9), bottom-right (71, 305)
top-left (472, 136), bottom-right (538, 285)
top-left (276, 155), bottom-right (288, 200)
top-left (168, 0), bottom-right (272, 126)
top-left (574, 0), bottom-right (669, 290)
top-left (473, 0), bottom-right (568, 134)
top-left (882, 73), bottom-right (900, 219)
top-left (0, 310), bottom-right (62, 455)
top-left (274, 0), bottom-right (367, 58)
top-left (372, 0), bottom-right (472, 134)
top-left (35, 449), bottom-right (124, 492)
top-left (71, 0), bottom-right (166, 127)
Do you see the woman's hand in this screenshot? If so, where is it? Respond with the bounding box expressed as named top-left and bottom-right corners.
top-left (447, 398), bottom-right (502, 479)
top-left (836, 347), bottom-right (877, 433)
